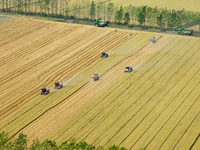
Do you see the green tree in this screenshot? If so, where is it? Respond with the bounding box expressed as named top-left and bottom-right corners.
top-left (157, 13), bottom-right (164, 29)
top-left (152, 6), bottom-right (159, 28)
top-left (124, 12), bottom-right (130, 25)
top-left (107, 2), bottom-right (114, 22)
top-left (96, 2), bottom-right (103, 19)
top-left (137, 6), bottom-right (147, 26)
top-left (90, 1), bottom-right (95, 20)
top-left (13, 133), bottom-right (28, 150)
top-left (30, 138), bottom-right (42, 150)
top-left (116, 5), bottom-right (123, 23)
top-left (167, 9), bottom-right (178, 27)
top-left (41, 139), bottom-right (58, 150)
top-left (146, 6), bottom-right (153, 26)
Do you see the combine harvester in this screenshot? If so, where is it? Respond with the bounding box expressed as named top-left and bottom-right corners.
top-left (91, 74), bottom-right (99, 81)
top-left (95, 18), bottom-right (109, 27)
top-left (125, 66), bottom-right (133, 72)
top-left (54, 82), bottom-right (63, 89)
top-left (41, 88), bottom-right (50, 95)
top-left (101, 52), bottom-right (108, 58)
top-left (177, 28), bottom-right (193, 35)
top-left (149, 37), bottom-right (156, 43)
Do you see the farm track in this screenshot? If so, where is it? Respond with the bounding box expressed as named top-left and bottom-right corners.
top-left (1, 17), bottom-right (200, 150)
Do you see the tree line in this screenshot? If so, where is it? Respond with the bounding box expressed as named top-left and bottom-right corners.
top-left (1, 0), bottom-right (200, 29)
top-left (0, 131), bottom-right (133, 150)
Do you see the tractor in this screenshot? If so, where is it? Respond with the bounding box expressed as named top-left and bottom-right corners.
top-left (95, 18), bottom-right (109, 27)
top-left (101, 52), bottom-right (108, 58)
top-left (177, 28), bottom-right (193, 35)
top-left (41, 88), bottom-right (50, 95)
top-left (125, 66), bottom-right (133, 72)
top-left (91, 73), bottom-right (99, 81)
top-left (54, 82), bottom-right (63, 89)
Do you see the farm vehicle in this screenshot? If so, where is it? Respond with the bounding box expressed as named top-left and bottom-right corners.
top-left (41, 88), bottom-right (50, 95)
top-left (125, 66), bottom-right (133, 72)
top-left (54, 82), bottom-right (63, 89)
top-left (177, 28), bottom-right (193, 35)
top-left (149, 37), bottom-right (156, 43)
top-left (91, 73), bottom-right (99, 81)
top-left (95, 18), bottom-right (109, 27)
top-left (101, 52), bottom-right (108, 58)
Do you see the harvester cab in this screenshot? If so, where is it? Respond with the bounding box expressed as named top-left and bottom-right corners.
top-left (54, 82), bottom-right (63, 89)
top-left (91, 73), bottom-right (99, 81)
top-left (41, 88), bottom-right (50, 95)
top-left (149, 37), bottom-right (156, 43)
top-left (125, 66), bottom-right (133, 72)
top-left (101, 52), bottom-right (108, 58)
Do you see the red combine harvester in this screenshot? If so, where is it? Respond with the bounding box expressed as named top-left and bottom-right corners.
top-left (91, 73), bottom-right (99, 81)
top-left (41, 88), bottom-right (50, 95)
top-left (54, 82), bottom-right (63, 89)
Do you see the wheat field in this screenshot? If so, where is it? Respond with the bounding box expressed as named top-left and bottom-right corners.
top-left (0, 16), bottom-right (200, 149)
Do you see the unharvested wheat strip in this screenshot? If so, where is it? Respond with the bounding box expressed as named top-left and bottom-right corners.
top-left (100, 39), bottom-right (196, 148)
top-left (164, 91), bottom-right (200, 150)
top-left (129, 42), bottom-right (200, 149)
top-left (139, 54), bottom-right (200, 149)
top-left (174, 107), bottom-right (200, 150)
top-left (155, 85), bottom-right (200, 150)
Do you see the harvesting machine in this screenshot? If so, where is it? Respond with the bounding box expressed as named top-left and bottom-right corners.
top-left (149, 37), bottom-right (156, 43)
top-left (95, 18), bottom-right (109, 27)
top-left (91, 73), bottom-right (99, 81)
top-left (54, 82), bottom-right (63, 89)
top-left (41, 88), bottom-right (50, 95)
top-left (177, 28), bottom-right (193, 35)
top-left (125, 66), bottom-right (133, 72)
top-left (101, 52), bottom-right (108, 58)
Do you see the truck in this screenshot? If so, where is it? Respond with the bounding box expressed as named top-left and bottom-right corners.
top-left (95, 18), bottom-right (109, 27)
top-left (177, 28), bottom-right (193, 35)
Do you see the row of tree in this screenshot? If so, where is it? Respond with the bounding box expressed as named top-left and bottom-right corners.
top-left (1, 0), bottom-right (200, 28)
top-left (0, 131), bottom-right (132, 150)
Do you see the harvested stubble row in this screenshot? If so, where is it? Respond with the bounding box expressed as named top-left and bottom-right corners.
top-left (0, 29), bottom-right (131, 121)
top-left (0, 18), bottom-right (135, 138)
